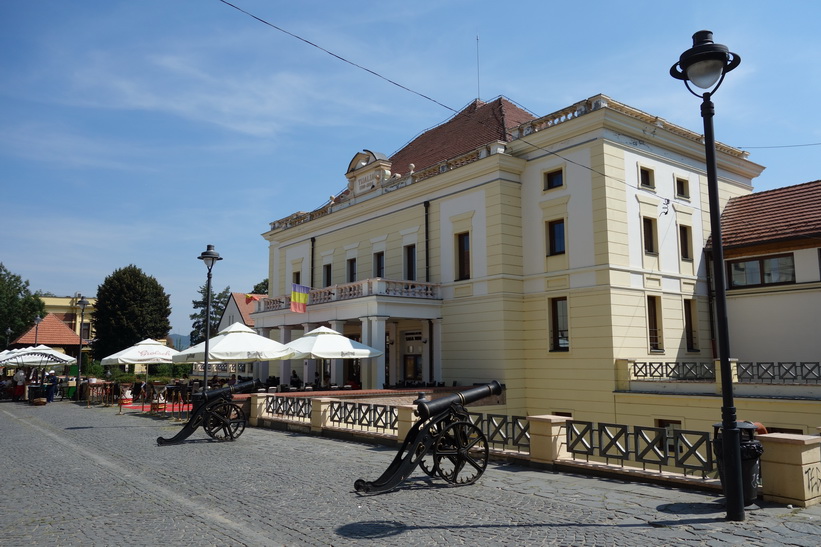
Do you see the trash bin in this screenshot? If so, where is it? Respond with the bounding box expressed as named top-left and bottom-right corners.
top-left (712, 421), bottom-right (764, 506)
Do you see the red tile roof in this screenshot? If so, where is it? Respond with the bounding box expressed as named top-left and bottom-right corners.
top-left (14, 313), bottom-right (83, 347)
top-left (717, 180), bottom-right (821, 249)
top-left (232, 293), bottom-right (265, 327)
top-left (388, 97), bottom-right (536, 176)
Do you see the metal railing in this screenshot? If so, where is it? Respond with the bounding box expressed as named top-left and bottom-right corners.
top-left (737, 362), bottom-right (821, 384)
top-left (632, 361), bottom-right (715, 381)
top-left (468, 412), bottom-right (531, 454)
top-left (566, 420), bottom-right (714, 478)
top-left (328, 400), bottom-right (398, 433)
top-left (264, 395), bottom-right (312, 421)
top-left (631, 360), bottom-right (821, 384)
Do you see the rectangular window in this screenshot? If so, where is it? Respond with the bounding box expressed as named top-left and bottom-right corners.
top-left (322, 264), bottom-right (332, 287)
top-left (675, 177), bottom-right (690, 198)
top-left (373, 252), bottom-right (385, 278)
top-left (643, 217), bottom-right (657, 254)
top-left (544, 169), bottom-right (563, 190)
top-left (550, 297), bottom-right (569, 351)
top-left (679, 225), bottom-right (693, 260)
top-left (728, 254), bottom-right (795, 288)
top-left (292, 271), bottom-right (301, 285)
top-left (647, 295), bottom-right (662, 351)
top-left (547, 219), bottom-right (565, 256)
top-left (456, 232), bottom-right (470, 281)
top-left (347, 258), bottom-right (357, 283)
top-left (404, 244), bottom-right (416, 281)
top-left (683, 299), bottom-right (698, 351)
top-left (639, 167), bottom-right (655, 189)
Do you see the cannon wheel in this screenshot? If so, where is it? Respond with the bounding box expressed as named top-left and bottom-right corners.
top-left (432, 421), bottom-right (488, 485)
top-left (416, 419), bottom-right (446, 477)
top-left (203, 402), bottom-right (246, 441)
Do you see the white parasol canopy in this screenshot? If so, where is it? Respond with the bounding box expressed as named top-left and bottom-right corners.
top-left (0, 345), bottom-right (77, 366)
top-left (285, 326), bottom-right (384, 360)
top-left (101, 338), bottom-right (179, 366)
top-left (172, 322), bottom-right (295, 363)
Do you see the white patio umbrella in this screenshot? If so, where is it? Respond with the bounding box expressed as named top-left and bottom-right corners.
top-left (101, 338), bottom-right (179, 367)
top-left (101, 338), bottom-right (181, 406)
top-left (0, 345), bottom-right (76, 366)
top-left (172, 322), bottom-right (295, 364)
top-left (285, 326), bottom-right (384, 359)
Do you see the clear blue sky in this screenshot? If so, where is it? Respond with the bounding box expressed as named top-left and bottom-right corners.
top-left (2, 1), bottom-right (819, 335)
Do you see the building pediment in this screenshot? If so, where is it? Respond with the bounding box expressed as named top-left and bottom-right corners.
top-left (346, 150), bottom-right (393, 198)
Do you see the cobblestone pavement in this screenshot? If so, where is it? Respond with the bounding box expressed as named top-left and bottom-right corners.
top-left (1, 400), bottom-right (820, 546)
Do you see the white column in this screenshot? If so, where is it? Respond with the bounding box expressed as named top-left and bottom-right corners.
top-left (255, 327), bottom-right (273, 381)
top-left (421, 320), bottom-right (431, 383)
top-left (431, 318), bottom-right (443, 383)
top-left (278, 326), bottom-right (294, 386)
top-left (371, 316), bottom-right (387, 389)
top-left (300, 322), bottom-right (316, 388)
top-left (329, 320), bottom-right (345, 386)
top-left (358, 316), bottom-right (387, 389)
top-left (388, 322), bottom-right (398, 387)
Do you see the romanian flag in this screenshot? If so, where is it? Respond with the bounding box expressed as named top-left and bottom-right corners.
top-left (245, 294), bottom-right (260, 304)
top-left (290, 284), bottom-right (310, 313)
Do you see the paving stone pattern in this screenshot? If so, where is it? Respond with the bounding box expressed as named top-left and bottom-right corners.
top-left (1, 400), bottom-right (820, 546)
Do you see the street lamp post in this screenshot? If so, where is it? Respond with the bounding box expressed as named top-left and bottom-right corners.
top-left (76, 296), bottom-right (89, 400)
top-left (5, 326), bottom-right (11, 349)
top-left (671, 30), bottom-right (744, 521)
top-left (34, 315), bottom-right (42, 345)
top-left (198, 245), bottom-right (222, 395)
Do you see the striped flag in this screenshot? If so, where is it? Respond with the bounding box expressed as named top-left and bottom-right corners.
top-left (245, 294), bottom-right (260, 304)
top-left (290, 284), bottom-right (310, 313)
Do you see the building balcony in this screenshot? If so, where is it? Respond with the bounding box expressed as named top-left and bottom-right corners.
top-left (255, 278), bottom-right (442, 327)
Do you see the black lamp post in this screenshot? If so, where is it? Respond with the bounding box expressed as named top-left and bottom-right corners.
top-left (76, 296), bottom-right (89, 400)
top-left (671, 30), bottom-right (744, 521)
top-left (198, 245), bottom-right (222, 393)
top-left (34, 315), bottom-right (42, 345)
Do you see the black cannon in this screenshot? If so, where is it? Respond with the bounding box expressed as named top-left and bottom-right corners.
top-left (354, 380), bottom-right (503, 494)
top-left (157, 379), bottom-right (261, 445)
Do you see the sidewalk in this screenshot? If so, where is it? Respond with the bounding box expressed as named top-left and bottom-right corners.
top-left (1, 399), bottom-right (819, 546)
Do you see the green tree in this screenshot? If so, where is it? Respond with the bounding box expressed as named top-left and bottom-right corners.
top-left (189, 284), bottom-right (230, 345)
top-left (252, 278), bottom-right (268, 295)
top-left (0, 263), bottom-right (46, 347)
top-left (91, 265), bottom-right (171, 360)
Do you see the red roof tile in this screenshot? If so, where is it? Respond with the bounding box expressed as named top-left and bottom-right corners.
top-left (14, 313), bottom-right (83, 347)
top-left (388, 97), bottom-right (536, 175)
top-left (718, 180), bottom-right (821, 249)
top-left (231, 293), bottom-right (265, 327)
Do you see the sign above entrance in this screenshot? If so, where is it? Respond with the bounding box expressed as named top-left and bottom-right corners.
top-left (346, 150), bottom-right (394, 198)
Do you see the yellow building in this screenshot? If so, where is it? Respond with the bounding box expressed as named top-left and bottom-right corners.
top-left (40, 295), bottom-right (96, 341)
top-left (252, 95), bottom-right (820, 434)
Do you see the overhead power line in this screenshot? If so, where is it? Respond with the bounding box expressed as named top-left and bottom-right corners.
top-left (217, 0), bottom-right (814, 197)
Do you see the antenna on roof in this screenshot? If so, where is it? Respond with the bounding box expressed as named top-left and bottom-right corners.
top-left (476, 34), bottom-right (481, 100)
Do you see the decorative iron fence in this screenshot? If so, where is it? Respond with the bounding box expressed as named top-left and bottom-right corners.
top-left (737, 362), bottom-right (821, 384)
top-left (328, 400), bottom-right (398, 433)
top-left (264, 395), bottom-right (312, 421)
top-left (566, 420), bottom-right (714, 478)
top-left (632, 361), bottom-right (715, 381)
top-left (467, 412), bottom-right (531, 454)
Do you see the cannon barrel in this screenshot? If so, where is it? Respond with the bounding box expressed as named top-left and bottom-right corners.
top-left (416, 380), bottom-right (502, 421)
top-left (201, 379), bottom-right (260, 403)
